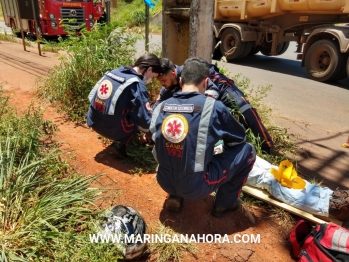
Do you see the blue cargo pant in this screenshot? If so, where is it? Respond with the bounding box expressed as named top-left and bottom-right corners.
top-left (157, 142), bottom-right (256, 209)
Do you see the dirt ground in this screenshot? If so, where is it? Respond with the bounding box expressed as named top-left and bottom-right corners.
top-left (0, 40), bottom-right (346, 262)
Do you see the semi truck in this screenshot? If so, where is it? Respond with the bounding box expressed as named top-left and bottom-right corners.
top-left (0, 0), bottom-right (103, 38)
top-left (212, 0), bottom-right (349, 82)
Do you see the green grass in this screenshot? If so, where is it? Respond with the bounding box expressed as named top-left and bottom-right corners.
top-left (0, 2), bottom-right (3, 21)
top-left (0, 86), bottom-right (125, 261)
top-left (37, 23), bottom-right (140, 123)
top-left (0, 30), bottom-right (33, 46)
top-left (111, 0), bottom-right (162, 29)
top-left (148, 222), bottom-right (199, 262)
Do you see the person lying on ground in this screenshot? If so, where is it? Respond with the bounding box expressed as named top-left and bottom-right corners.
top-left (154, 58), bottom-right (273, 154)
top-left (86, 53), bottom-right (162, 159)
top-left (150, 57), bottom-right (256, 218)
top-left (245, 155), bottom-right (349, 221)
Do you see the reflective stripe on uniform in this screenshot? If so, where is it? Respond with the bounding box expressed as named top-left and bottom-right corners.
top-left (107, 77), bottom-right (140, 115)
top-left (150, 101), bottom-right (163, 141)
top-left (194, 97), bottom-right (215, 172)
top-left (205, 89), bottom-right (219, 99)
top-left (239, 103), bottom-right (251, 113)
top-left (88, 79), bottom-right (103, 102)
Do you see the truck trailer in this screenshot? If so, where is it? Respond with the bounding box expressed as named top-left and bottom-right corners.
top-left (213, 0), bottom-right (349, 82)
top-left (0, 0), bottom-right (102, 38)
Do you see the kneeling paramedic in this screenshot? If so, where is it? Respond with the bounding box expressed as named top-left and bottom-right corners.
top-left (150, 57), bottom-right (256, 217)
top-left (155, 58), bottom-right (273, 154)
top-left (86, 53), bottom-right (162, 159)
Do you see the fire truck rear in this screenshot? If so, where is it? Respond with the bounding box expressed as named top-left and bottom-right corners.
top-left (1, 0), bottom-right (97, 37)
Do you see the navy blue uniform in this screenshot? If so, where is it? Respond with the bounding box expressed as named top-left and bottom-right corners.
top-left (206, 65), bottom-right (273, 152)
top-left (154, 65), bottom-right (273, 153)
top-left (86, 66), bottom-right (151, 145)
top-left (150, 92), bottom-right (256, 208)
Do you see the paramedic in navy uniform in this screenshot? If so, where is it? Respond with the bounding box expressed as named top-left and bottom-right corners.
top-left (150, 57), bottom-right (256, 217)
top-left (86, 53), bottom-right (162, 159)
top-left (154, 58), bottom-right (273, 154)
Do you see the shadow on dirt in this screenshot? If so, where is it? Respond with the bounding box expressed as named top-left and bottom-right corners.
top-left (158, 195), bottom-right (256, 235)
top-left (94, 145), bottom-right (136, 174)
top-left (292, 131), bottom-right (349, 190)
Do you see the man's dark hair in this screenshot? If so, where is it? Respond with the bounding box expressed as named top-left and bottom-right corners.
top-left (181, 57), bottom-right (210, 86)
top-left (159, 58), bottom-right (175, 76)
top-left (133, 53), bottom-right (162, 74)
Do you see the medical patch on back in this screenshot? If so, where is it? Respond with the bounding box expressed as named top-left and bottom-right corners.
top-left (163, 104), bottom-right (195, 113)
top-left (161, 114), bottom-right (188, 143)
top-left (105, 71), bottom-right (125, 83)
top-left (97, 79), bottom-right (113, 100)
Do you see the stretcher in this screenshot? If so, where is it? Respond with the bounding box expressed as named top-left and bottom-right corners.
top-left (242, 185), bottom-right (342, 226)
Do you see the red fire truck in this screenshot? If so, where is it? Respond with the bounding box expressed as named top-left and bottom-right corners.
top-left (1, 0), bottom-right (104, 37)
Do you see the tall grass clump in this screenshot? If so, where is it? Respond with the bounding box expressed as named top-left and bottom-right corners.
top-left (37, 23), bottom-right (141, 122)
top-left (0, 88), bottom-right (123, 261)
top-left (0, 2), bottom-right (3, 21)
top-left (112, 0), bottom-right (163, 28)
top-left (231, 73), bottom-right (296, 163)
top-left (148, 222), bottom-right (198, 262)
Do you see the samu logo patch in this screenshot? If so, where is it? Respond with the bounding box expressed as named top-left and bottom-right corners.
top-left (97, 79), bottom-right (113, 100)
top-left (161, 114), bottom-right (188, 143)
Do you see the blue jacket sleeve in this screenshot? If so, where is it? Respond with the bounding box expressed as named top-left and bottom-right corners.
top-left (131, 82), bottom-right (152, 132)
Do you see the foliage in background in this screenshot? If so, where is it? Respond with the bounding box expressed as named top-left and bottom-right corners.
top-left (0, 2), bottom-right (3, 21)
top-left (0, 87), bottom-right (123, 261)
top-left (0, 30), bottom-right (32, 45)
top-left (112, 0), bottom-right (163, 28)
top-left (37, 23), bottom-right (140, 122)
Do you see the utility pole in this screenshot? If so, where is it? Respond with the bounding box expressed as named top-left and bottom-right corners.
top-left (30, 0), bottom-right (41, 55)
top-left (162, 0), bottom-right (213, 64)
top-left (145, 3), bottom-right (149, 52)
top-left (105, 0), bottom-right (110, 23)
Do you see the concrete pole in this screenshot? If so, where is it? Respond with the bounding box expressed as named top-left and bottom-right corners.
top-left (162, 0), bottom-right (213, 64)
top-left (162, 0), bottom-right (191, 65)
top-left (189, 0), bottom-right (214, 62)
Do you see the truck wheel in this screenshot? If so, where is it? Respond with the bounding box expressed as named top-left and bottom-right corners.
top-left (248, 46), bottom-right (260, 56)
top-left (212, 37), bottom-right (223, 60)
top-left (260, 42), bottom-right (287, 56)
top-left (276, 42), bottom-right (289, 56)
top-left (239, 41), bottom-right (254, 59)
top-left (305, 40), bottom-right (346, 82)
top-left (219, 28), bottom-right (245, 61)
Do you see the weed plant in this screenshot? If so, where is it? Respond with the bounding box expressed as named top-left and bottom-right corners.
top-left (148, 222), bottom-right (198, 262)
top-left (0, 30), bottom-right (32, 46)
top-left (0, 87), bottom-right (123, 260)
top-left (112, 0), bottom-right (163, 28)
top-left (0, 2), bottom-right (3, 20)
top-left (37, 23), bottom-right (141, 122)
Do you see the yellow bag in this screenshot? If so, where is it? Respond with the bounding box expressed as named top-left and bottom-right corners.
top-left (270, 160), bottom-right (306, 189)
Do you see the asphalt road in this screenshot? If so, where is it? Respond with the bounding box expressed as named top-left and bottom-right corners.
top-left (0, 21), bottom-right (12, 34)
